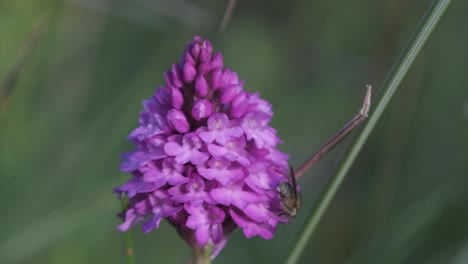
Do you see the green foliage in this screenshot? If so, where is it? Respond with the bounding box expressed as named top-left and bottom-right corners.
top-left (1, 1), bottom-right (467, 263)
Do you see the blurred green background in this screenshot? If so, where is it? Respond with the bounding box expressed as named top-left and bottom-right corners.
top-left (1, 0), bottom-right (467, 263)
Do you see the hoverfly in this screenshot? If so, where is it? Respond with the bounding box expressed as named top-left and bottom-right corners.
top-left (278, 166), bottom-right (302, 218)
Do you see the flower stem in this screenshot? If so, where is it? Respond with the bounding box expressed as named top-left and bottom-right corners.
top-left (286, 1), bottom-right (452, 263)
top-left (191, 244), bottom-right (212, 264)
top-left (120, 197), bottom-right (135, 264)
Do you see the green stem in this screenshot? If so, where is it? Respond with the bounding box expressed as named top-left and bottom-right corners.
top-left (203, 245), bottom-right (212, 264)
top-left (285, 1), bottom-right (451, 263)
top-left (191, 244), bottom-right (212, 264)
top-left (120, 197), bottom-right (135, 264)
top-left (0, 17), bottom-right (46, 111)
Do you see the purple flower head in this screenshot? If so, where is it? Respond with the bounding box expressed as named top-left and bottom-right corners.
top-left (115, 36), bottom-right (293, 258)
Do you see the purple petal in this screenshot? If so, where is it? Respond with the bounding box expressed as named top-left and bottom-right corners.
top-left (242, 112), bottom-right (277, 148)
top-left (195, 74), bottom-right (208, 97)
top-left (192, 99), bottom-right (213, 120)
top-left (247, 93), bottom-right (273, 116)
top-left (220, 83), bottom-right (243, 104)
top-left (171, 64), bottom-right (183, 88)
top-left (207, 144), bottom-right (227, 157)
top-left (197, 167), bottom-right (217, 180)
top-left (207, 113), bottom-right (229, 130)
top-left (171, 88), bottom-right (184, 109)
top-left (174, 151), bottom-right (192, 165)
top-left (199, 49), bottom-right (211, 62)
top-left (230, 92), bottom-right (249, 118)
top-left (189, 150), bottom-right (209, 165)
top-left (244, 222), bottom-right (274, 240)
top-left (221, 127), bottom-right (244, 143)
top-left (191, 40), bottom-right (201, 58)
top-left (186, 211), bottom-right (205, 229)
top-left (141, 215), bottom-right (163, 233)
top-left (164, 71), bottom-right (174, 88)
top-left (170, 175), bottom-right (210, 204)
top-left (245, 164), bottom-right (283, 192)
top-left (199, 130), bottom-right (218, 144)
top-left (211, 224), bottom-right (223, 243)
top-left (195, 225), bottom-right (210, 245)
top-left (198, 62), bottom-right (211, 75)
top-left (183, 61), bottom-right (197, 82)
top-left (243, 203), bottom-right (275, 223)
top-left (210, 68), bottom-right (222, 89)
top-left (120, 151), bottom-right (150, 172)
top-left (118, 209), bottom-right (142, 232)
top-left (214, 169), bottom-right (244, 185)
top-left (164, 142), bottom-right (183, 156)
top-left (229, 208), bottom-right (274, 240)
top-left (211, 52), bottom-right (223, 69)
top-left (198, 158), bottom-right (245, 185)
top-left (266, 149), bottom-right (289, 168)
top-left (166, 172), bottom-right (189, 185)
top-left (166, 109), bottom-right (190, 133)
top-left (210, 186), bottom-right (261, 210)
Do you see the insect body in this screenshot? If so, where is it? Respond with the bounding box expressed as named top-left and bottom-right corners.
top-left (278, 166), bottom-right (302, 218)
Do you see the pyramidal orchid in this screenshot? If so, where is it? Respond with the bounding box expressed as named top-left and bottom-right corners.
top-left (115, 36), bottom-right (293, 261)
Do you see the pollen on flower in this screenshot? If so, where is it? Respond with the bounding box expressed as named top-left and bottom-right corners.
top-left (115, 36), bottom-right (293, 259)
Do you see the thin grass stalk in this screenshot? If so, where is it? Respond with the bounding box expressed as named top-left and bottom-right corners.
top-left (285, 0), bottom-right (452, 263)
top-left (121, 197), bottom-right (135, 264)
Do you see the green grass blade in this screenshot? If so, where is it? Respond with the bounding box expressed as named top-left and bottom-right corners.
top-left (285, 1), bottom-right (452, 263)
top-left (121, 196), bottom-right (135, 264)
